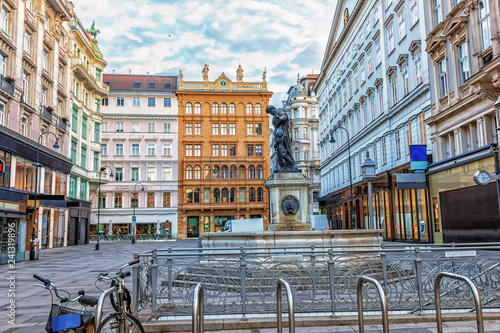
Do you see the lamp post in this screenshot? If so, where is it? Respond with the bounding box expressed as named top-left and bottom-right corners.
top-left (330, 126), bottom-right (355, 229)
top-left (30, 132), bottom-right (60, 260)
top-left (132, 182), bottom-right (145, 244)
top-left (361, 152), bottom-right (377, 229)
top-left (96, 166), bottom-right (113, 251)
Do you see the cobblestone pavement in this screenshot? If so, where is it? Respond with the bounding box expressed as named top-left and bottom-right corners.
top-left (0, 239), bottom-right (197, 333)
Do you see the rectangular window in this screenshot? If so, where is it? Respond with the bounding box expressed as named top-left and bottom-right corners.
top-left (131, 167), bottom-right (139, 181)
top-left (163, 167), bottom-right (172, 181)
top-left (221, 144), bottom-right (228, 156)
top-left (117, 97), bottom-right (124, 106)
top-left (390, 74), bottom-right (397, 105)
top-left (1, 7), bottom-right (9, 34)
top-left (406, 122), bottom-right (413, 153)
top-left (71, 139), bottom-right (77, 163)
top-left (163, 98), bottom-right (171, 107)
top-left (212, 144), bottom-right (219, 156)
top-left (133, 97), bottom-right (140, 106)
top-left (402, 64), bottom-right (409, 96)
top-left (147, 167), bottom-right (156, 181)
top-left (147, 193), bottom-right (155, 207)
top-left (115, 143), bottom-right (123, 155)
top-left (247, 124), bottom-right (253, 135)
top-left (148, 82), bottom-right (156, 88)
top-left (102, 98), bottom-right (108, 106)
top-left (131, 193), bottom-right (138, 208)
top-left (24, 30), bottom-right (31, 54)
top-left (185, 123), bottom-right (192, 135)
top-left (162, 143), bottom-right (171, 156)
top-left (116, 123), bottom-right (124, 132)
top-left (255, 123), bottom-right (262, 135)
top-left (419, 114), bottom-right (426, 144)
top-left (81, 115), bottom-right (87, 139)
top-left (131, 143), bottom-right (139, 156)
top-left (93, 151), bottom-right (99, 171)
top-left (247, 144), bottom-right (254, 156)
top-left (239, 187), bottom-right (246, 202)
top-left (96, 68), bottom-right (101, 82)
top-left (148, 123), bottom-right (155, 132)
top-left (256, 144), bottom-right (262, 156)
top-left (94, 122), bottom-right (101, 142)
top-left (115, 167), bottom-right (123, 181)
top-left (204, 188), bottom-right (210, 203)
top-left (229, 123), bottom-right (236, 135)
top-left (162, 193), bottom-right (171, 207)
top-left (230, 144), bottom-right (236, 156)
top-left (458, 42), bottom-right (470, 85)
top-left (164, 83), bottom-right (172, 89)
top-left (72, 108), bottom-right (78, 132)
top-left (397, 9), bottom-right (405, 40)
top-left (381, 137), bottom-right (387, 165)
top-left (410, 0), bottom-right (418, 26)
top-left (101, 143), bottom-right (107, 155)
top-left (80, 145), bottom-right (87, 168)
top-left (395, 129), bottom-right (401, 160)
top-left (194, 123), bottom-right (201, 135)
top-left (479, 1), bottom-right (491, 51)
top-left (186, 144), bottom-right (192, 156)
top-left (147, 143), bottom-right (156, 155)
top-left (132, 123), bottom-right (139, 132)
top-left (375, 38), bottom-right (381, 64)
top-left (133, 82), bottom-right (141, 88)
top-left (414, 50), bottom-right (422, 84)
top-left (194, 144), bottom-right (201, 156)
top-left (69, 176), bottom-right (77, 198)
top-left (114, 193), bottom-right (122, 208)
top-left (221, 123), bottom-right (227, 135)
top-left (434, 0), bottom-right (442, 26)
top-left (163, 123), bottom-right (171, 132)
top-left (148, 97), bottom-right (155, 107)
top-left (212, 123), bottom-right (219, 135)
top-left (438, 59), bottom-right (448, 98)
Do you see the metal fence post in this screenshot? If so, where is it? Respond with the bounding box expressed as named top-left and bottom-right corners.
top-left (327, 248), bottom-right (336, 315)
top-left (310, 245), bottom-right (317, 301)
top-left (381, 249), bottom-right (387, 290)
top-left (240, 248), bottom-right (247, 318)
top-left (414, 248), bottom-right (424, 313)
top-left (151, 249), bottom-right (158, 317)
top-left (167, 248), bottom-right (173, 301)
top-left (132, 252), bottom-right (140, 316)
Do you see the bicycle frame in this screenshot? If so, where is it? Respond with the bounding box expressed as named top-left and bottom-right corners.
top-left (95, 285), bottom-right (117, 329)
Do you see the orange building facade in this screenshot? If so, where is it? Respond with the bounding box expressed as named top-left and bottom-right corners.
top-left (175, 70), bottom-right (272, 239)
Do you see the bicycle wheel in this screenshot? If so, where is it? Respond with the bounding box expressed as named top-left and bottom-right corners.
top-left (96, 312), bottom-right (144, 333)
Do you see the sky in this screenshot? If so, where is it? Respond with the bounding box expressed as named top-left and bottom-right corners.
top-left (73, 0), bottom-right (337, 106)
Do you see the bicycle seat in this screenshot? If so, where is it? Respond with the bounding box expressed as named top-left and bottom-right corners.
top-left (79, 295), bottom-right (98, 307)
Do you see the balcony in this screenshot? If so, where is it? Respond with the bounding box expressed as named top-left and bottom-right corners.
top-left (0, 75), bottom-right (15, 96)
top-left (57, 117), bottom-right (67, 131)
top-left (41, 106), bottom-right (53, 122)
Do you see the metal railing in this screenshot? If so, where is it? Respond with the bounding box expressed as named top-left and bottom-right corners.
top-left (131, 243), bottom-right (500, 319)
top-left (277, 278), bottom-right (295, 333)
top-left (357, 276), bottom-right (389, 333)
top-left (434, 272), bottom-right (484, 333)
top-left (193, 283), bottom-right (204, 333)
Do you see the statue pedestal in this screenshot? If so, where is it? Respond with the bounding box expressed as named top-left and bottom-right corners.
top-left (265, 172), bottom-right (312, 231)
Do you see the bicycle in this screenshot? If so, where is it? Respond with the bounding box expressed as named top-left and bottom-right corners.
top-left (94, 259), bottom-right (144, 333)
top-left (34, 274), bottom-right (98, 333)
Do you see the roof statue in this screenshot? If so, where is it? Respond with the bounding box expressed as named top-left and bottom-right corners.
top-left (202, 64), bottom-right (209, 81)
top-left (86, 20), bottom-right (100, 39)
top-left (179, 70), bottom-right (183, 81)
top-left (236, 65), bottom-right (244, 82)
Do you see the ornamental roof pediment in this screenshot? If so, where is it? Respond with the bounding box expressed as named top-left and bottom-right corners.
top-left (425, 36), bottom-right (447, 58)
top-left (442, 16), bottom-right (468, 37)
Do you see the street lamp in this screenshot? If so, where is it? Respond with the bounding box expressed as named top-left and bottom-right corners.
top-left (330, 126), bottom-right (355, 229)
top-left (30, 132), bottom-right (60, 260)
top-left (96, 166), bottom-right (113, 251)
top-left (132, 182), bottom-right (145, 244)
top-left (361, 151), bottom-right (377, 229)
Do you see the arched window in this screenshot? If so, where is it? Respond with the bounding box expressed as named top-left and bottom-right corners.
top-left (221, 103), bottom-right (227, 114)
top-left (248, 165), bottom-right (255, 179)
top-left (212, 103), bottom-right (219, 114)
top-left (257, 165), bottom-right (264, 179)
top-left (255, 103), bottom-right (261, 114)
top-left (249, 188), bottom-right (256, 202)
top-left (221, 165), bottom-right (228, 179)
top-left (229, 103), bottom-right (236, 114)
top-left (186, 165), bottom-right (193, 179)
top-left (239, 165), bottom-right (246, 179)
top-left (257, 187), bottom-right (264, 202)
top-left (194, 188), bottom-right (201, 203)
top-left (194, 102), bottom-right (201, 114)
top-left (230, 165), bottom-right (237, 179)
top-left (213, 165), bottom-right (220, 179)
top-left (204, 165), bottom-right (211, 179)
top-left (186, 103), bottom-right (192, 114)
top-left (230, 188), bottom-right (236, 202)
top-left (213, 188), bottom-right (220, 202)
top-left (221, 188), bottom-right (229, 202)
top-left (194, 165), bottom-right (201, 180)
top-left (186, 188), bottom-right (193, 203)
top-left (246, 103), bottom-right (253, 114)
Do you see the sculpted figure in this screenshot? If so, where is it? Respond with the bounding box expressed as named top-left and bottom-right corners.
top-left (202, 64), bottom-right (209, 81)
top-left (266, 105), bottom-right (297, 172)
top-left (236, 65), bottom-right (244, 81)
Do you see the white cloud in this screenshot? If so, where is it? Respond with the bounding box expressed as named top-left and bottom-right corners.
top-left (72, 0), bottom-right (337, 105)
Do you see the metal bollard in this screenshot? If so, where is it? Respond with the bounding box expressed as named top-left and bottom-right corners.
top-left (357, 276), bottom-right (389, 333)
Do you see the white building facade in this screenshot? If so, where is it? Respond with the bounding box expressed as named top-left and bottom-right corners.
top-left (316, 0), bottom-right (434, 242)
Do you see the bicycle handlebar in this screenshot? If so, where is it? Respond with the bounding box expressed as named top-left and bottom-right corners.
top-left (33, 274), bottom-right (51, 286)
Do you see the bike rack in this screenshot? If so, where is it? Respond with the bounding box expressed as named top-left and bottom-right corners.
top-left (434, 272), bottom-right (484, 333)
top-left (192, 283), bottom-right (204, 333)
top-left (357, 276), bottom-right (389, 333)
top-left (277, 278), bottom-right (295, 333)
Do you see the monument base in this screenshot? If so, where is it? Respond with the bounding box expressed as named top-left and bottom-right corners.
top-left (201, 229), bottom-right (383, 250)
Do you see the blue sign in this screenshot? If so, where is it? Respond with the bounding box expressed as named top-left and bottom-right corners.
top-left (410, 145), bottom-right (428, 170)
top-left (132, 216), bottom-right (136, 222)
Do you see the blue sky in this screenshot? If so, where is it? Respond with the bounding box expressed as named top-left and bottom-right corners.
top-left (74, 0), bottom-right (337, 105)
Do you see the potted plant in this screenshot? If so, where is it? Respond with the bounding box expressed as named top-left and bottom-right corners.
top-left (46, 106), bottom-right (54, 112)
top-left (5, 75), bottom-right (15, 84)
top-left (61, 116), bottom-right (69, 123)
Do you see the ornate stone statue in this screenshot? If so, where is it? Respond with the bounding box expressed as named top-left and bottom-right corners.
top-left (202, 64), bottom-right (209, 81)
top-left (236, 65), bottom-right (244, 81)
top-left (266, 105), bottom-right (298, 172)
top-left (179, 70), bottom-right (183, 81)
